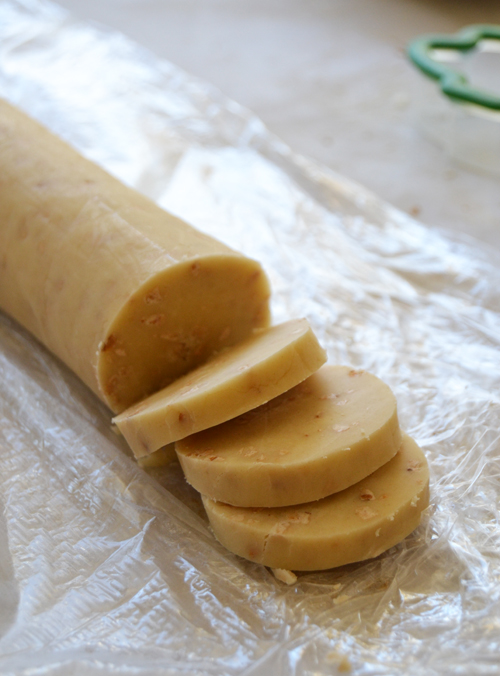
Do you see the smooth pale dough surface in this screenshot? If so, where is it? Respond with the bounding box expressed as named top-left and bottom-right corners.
top-left (0, 99), bottom-right (270, 412)
top-left (114, 319), bottom-right (327, 458)
top-left (203, 434), bottom-right (429, 571)
top-left (177, 365), bottom-right (402, 507)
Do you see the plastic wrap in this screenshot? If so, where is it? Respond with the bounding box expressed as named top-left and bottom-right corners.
top-left (1, 1), bottom-right (500, 674)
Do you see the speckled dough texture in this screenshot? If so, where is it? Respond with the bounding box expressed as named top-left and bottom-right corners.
top-left (177, 365), bottom-right (402, 507)
top-left (203, 434), bottom-right (429, 570)
top-left (114, 318), bottom-right (326, 457)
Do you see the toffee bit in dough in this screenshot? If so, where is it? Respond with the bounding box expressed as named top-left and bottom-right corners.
top-left (272, 568), bottom-right (298, 585)
top-left (101, 334), bottom-right (117, 352)
top-left (142, 313), bottom-right (166, 326)
top-left (355, 506), bottom-right (379, 521)
top-left (243, 448), bottom-right (258, 457)
top-left (145, 287), bottom-right (162, 304)
top-left (360, 489), bottom-right (375, 501)
top-left (196, 447), bottom-right (214, 456)
top-left (287, 511), bottom-right (312, 525)
top-left (160, 331), bottom-right (180, 342)
top-left (270, 522), bottom-right (290, 535)
top-left (407, 460), bottom-right (422, 472)
top-left (349, 369), bottom-right (365, 377)
top-left (105, 375), bottom-right (119, 394)
top-left (219, 326), bottom-right (231, 341)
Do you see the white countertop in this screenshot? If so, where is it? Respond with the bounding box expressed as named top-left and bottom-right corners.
top-left (55, 0), bottom-right (500, 254)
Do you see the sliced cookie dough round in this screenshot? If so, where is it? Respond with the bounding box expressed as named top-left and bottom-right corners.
top-left (177, 365), bottom-right (402, 507)
top-left (113, 318), bottom-right (326, 458)
top-left (203, 434), bottom-right (429, 571)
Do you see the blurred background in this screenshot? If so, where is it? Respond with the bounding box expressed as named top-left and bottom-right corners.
top-left (55, 0), bottom-right (500, 253)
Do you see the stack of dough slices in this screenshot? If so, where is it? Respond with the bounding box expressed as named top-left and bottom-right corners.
top-left (0, 99), bottom-right (429, 575)
top-left (115, 320), bottom-right (430, 573)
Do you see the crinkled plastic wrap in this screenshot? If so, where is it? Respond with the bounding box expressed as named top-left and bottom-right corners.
top-left (1, 1), bottom-right (500, 674)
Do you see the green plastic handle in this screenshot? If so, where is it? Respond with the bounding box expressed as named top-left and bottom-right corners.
top-left (407, 24), bottom-right (500, 110)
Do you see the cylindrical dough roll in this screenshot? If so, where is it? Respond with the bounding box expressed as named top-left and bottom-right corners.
top-left (0, 99), bottom-right (271, 412)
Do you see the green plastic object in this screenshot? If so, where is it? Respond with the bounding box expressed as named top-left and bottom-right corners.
top-left (408, 24), bottom-right (500, 110)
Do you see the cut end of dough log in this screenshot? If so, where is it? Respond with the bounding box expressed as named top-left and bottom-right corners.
top-left (98, 254), bottom-right (271, 412)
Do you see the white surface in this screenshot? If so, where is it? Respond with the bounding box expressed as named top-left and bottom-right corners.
top-left (55, 0), bottom-right (500, 254)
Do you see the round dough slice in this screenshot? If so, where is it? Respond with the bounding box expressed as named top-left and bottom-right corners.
top-left (113, 319), bottom-right (326, 458)
top-left (177, 365), bottom-right (402, 507)
top-left (203, 434), bottom-right (429, 571)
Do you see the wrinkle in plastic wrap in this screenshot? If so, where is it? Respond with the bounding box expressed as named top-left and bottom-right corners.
top-left (1, 1), bottom-right (500, 674)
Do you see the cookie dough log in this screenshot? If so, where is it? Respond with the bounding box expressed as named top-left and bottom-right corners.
top-left (113, 318), bottom-right (327, 458)
top-left (177, 366), bottom-right (402, 507)
top-left (0, 99), bottom-right (270, 412)
top-left (203, 434), bottom-right (429, 571)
